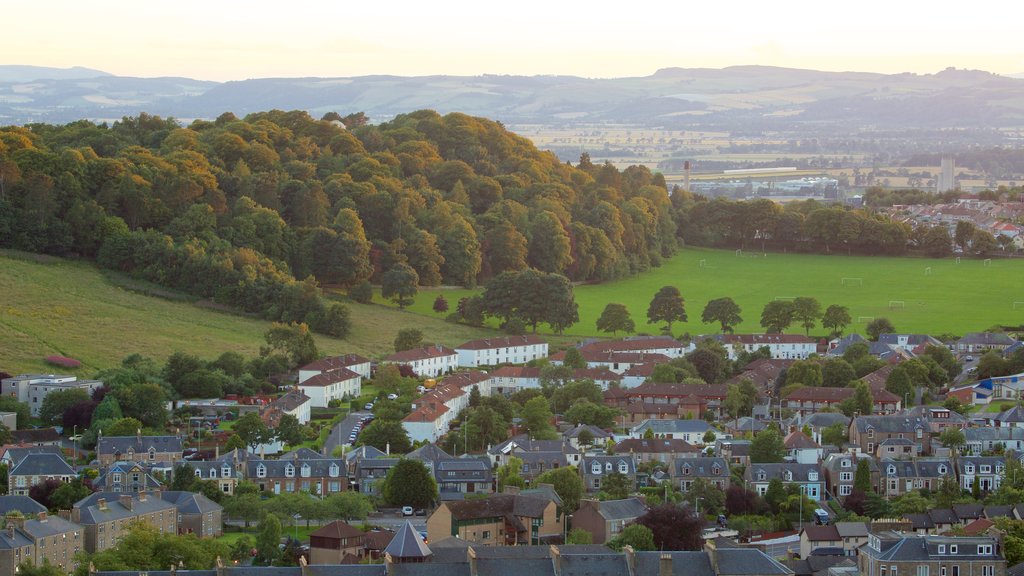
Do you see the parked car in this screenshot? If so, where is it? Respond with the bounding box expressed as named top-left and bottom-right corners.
top-left (414, 508), bottom-right (426, 516)
top-left (401, 506), bottom-right (414, 517)
top-left (387, 393), bottom-right (399, 400)
top-left (364, 402), bottom-right (374, 410)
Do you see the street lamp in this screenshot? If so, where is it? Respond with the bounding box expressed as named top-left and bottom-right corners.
top-left (695, 496), bottom-right (704, 520)
top-left (293, 513), bottom-right (301, 542)
top-left (72, 425), bottom-right (77, 464)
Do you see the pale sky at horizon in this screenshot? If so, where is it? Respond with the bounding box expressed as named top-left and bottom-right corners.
top-left (5, 0), bottom-right (1023, 81)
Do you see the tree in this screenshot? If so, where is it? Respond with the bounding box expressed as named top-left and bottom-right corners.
top-left (562, 347), bottom-right (586, 369)
top-left (821, 304), bottom-right (852, 338)
top-left (255, 513), bottom-right (282, 565)
top-left (821, 423), bottom-right (848, 447)
top-left (263, 322), bottom-right (318, 368)
top-left (432, 295), bottom-right (449, 314)
top-left (601, 472), bottom-right (631, 500)
top-left (222, 492), bottom-right (264, 528)
top-left (681, 478), bottom-right (725, 516)
top-left (16, 561), bottom-right (64, 576)
top-left (535, 466), bottom-right (585, 513)
top-left (866, 317), bottom-right (895, 341)
top-left (528, 210), bottom-right (572, 273)
top-left (955, 220), bottom-right (976, 252)
top-left (821, 358), bottom-right (856, 388)
top-left (522, 396), bottom-right (557, 440)
top-left (785, 360), bottom-right (823, 387)
top-left (971, 229), bottom-right (997, 257)
top-left (319, 303), bottom-right (352, 338)
top-left (393, 328), bottom-right (424, 352)
top-left (381, 263), bottom-right (419, 309)
top-left (792, 297), bottom-right (822, 336)
top-left (839, 381), bottom-right (874, 417)
top-left (647, 286), bottom-right (686, 334)
top-left (608, 523), bottom-right (655, 551)
top-left (921, 226), bottom-right (953, 258)
top-left (349, 281), bottom-right (373, 303)
top-left (105, 417), bottom-right (144, 437)
top-left (358, 419), bottom-right (412, 454)
top-left (564, 399), bottom-right (619, 429)
top-left (596, 303), bottom-right (635, 336)
top-left (724, 379), bottom-right (758, 419)
top-left (497, 456), bottom-right (526, 492)
top-left (760, 300), bottom-right (795, 333)
top-left (38, 388), bottom-right (90, 426)
top-left (765, 478), bottom-right (787, 513)
top-left (566, 528), bottom-right (593, 545)
top-left (233, 412), bottom-right (274, 452)
top-left (324, 491), bottom-right (374, 521)
top-left (885, 366), bottom-right (913, 407)
top-left (481, 269), bottom-right (578, 334)
top-left (701, 297), bottom-right (742, 334)
top-left (636, 504), bottom-right (703, 551)
top-left (275, 413), bottom-right (304, 448)
top-left (939, 427), bottom-right (966, 453)
top-left (854, 459), bottom-right (873, 493)
top-left (749, 427), bottom-right (785, 463)
top-left (382, 459), bottom-right (437, 508)
top-left (49, 477), bottom-right (93, 511)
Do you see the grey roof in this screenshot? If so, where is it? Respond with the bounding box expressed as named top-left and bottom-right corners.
top-left (959, 332), bottom-right (1016, 346)
top-left (564, 424), bottom-right (612, 440)
top-left (9, 452), bottom-right (76, 476)
top-left (73, 491), bottom-right (177, 524)
top-left (433, 457), bottom-right (493, 483)
top-left (246, 457), bottom-right (346, 477)
top-left (878, 334), bottom-right (943, 348)
top-left (21, 514), bottom-right (83, 539)
top-left (0, 495), bottom-right (47, 516)
top-left (474, 558), bottom-right (553, 576)
top-left (929, 508), bottom-right (959, 524)
top-left (985, 505), bottom-right (1014, 519)
top-left (635, 551), bottom-right (714, 576)
top-left (995, 406), bottom-right (1024, 423)
top-left (1004, 342), bottom-right (1024, 358)
top-left (878, 438), bottom-right (914, 446)
top-left (834, 522), bottom-right (868, 538)
top-left (958, 456), bottom-right (1006, 474)
top-left (716, 548), bottom-right (794, 575)
top-left (673, 457), bottom-right (729, 478)
top-left (821, 453), bottom-right (877, 474)
top-left (160, 490), bottom-right (223, 514)
top-left (853, 415), bottom-right (928, 434)
top-left (1, 446), bottom-right (64, 464)
top-left (0, 526), bottom-right (34, 550)
top-left (406, 443), bottom-right (453, 462)
top-left (390, 564), bottom-right (470, 576)
top-left (593, 497), bottom-right (648, 521)
top-left (444, 493), bottom-right (551, 521)
top-left (489, 436), bottom-right (579, 456)
top-left (346, 445), bottom-right (387, 462)
top-left (880, 458), bottom-right (952, 478)
top-left (383, 520), bottom-right (431, 558)
top-left (560, 553), bottom-right (628, 576)
top-left (521, 484), bottom-right (563, 507)
top-left (278, 447), bottom-right (323, 460)
top-left (746, 463), bottom-right (823, 483)
top-left (631, 419), bottom-right (717, 435)
top-left (965, 427), bottom-right (1024, 442)
top-left (97, 435), bottom-right (183, 455)
top-left (827, 334), bottom-right (867, 357)
top-left (1009, 563), bottom-right (1024, 576)
top-left (952, 503), bottom-right (985, 520)
top-left (269, 389), bottom-right (311, 413)
top-left (862, 535), bottom-right (1003, 562)
top-left (580, 455), bottom-right (637, 476)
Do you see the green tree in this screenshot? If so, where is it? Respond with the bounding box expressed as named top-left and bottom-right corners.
top-left (939, 427), bottom-right (966, 453)
top-left (821, 423), bottom-right (848, 447)
top-left (562, 347), bottom-right (587, 369)
top-left (381, 263), bottom-right (419, 309)
top-left (528, 210), bottom-right (572, 273)
top-left (596, 303), bottom-right (635, 336)
top-left (535, 466), bottom-right (585, 513)
top-left (885, 366), bottom-right (913, 407)
top-left (955, 220), bottom-right (976, 252)
top-left (760, 300), bottom-right (795, 333)
top-left (702, 430), bottom-right (717, 444)
top-left (522, 396), bottom-right (558, 440)
top-left (724, 379), bottom-right (758, 419)
top-left (106, 417), bottom-right (144, 437)
top-left (749, 427), bottom-right (785, 463)
top-left (233, 412), bottom-right (274, 452)
top-left (349, 281), bottom-right (373, 304)
top-left (393, 328), bottom-right (424, 352)
top-left (681, 478), bottom-right (725, 516)
top-left (17, 560), bottom-right (64, 576)
top-left (854, 459), bottom-right (873, 493)
top-left (564, 399), bottom-right (619, 428)
top-left (255, 513), bottom-right (282, 565)
top-left (971, 229), bottom-right (997, 257)
top-left (792, 296), bottom-right (821, 336)
top-left (647, 286), bottom-right (687, 335)
top-left (222, 492), bottom-right (264, 528)
top-left (785, 360), bottom-right (823, 387)
top-left (821, 304), bottom-right (852, 338)
top-left (866, 317), bottom-right (895, 341)
top-left (432, 295), bottom-right (449, 314)
top-left (921, 226), bottom-right (953, 257)
top-left (765, 478), bottom-right (787, 513)
top-left (263, 322), bottom-right (319, 368)
top-left (497, 456), bottom-right (526, 492)
top-left (821, 358), bottom-right (856, 388)
top-left (601, 472), bottom-right (631, 500)
top-left (382, 459), bottom-right (438, 508)
top-left (701, 297), bottom-right (742, 334)
top-left (839, 381), bottom-right (874, 417)
top-left (0, 397), bottom-right (30, 429)
top-left (49, 477), bottom-right (93, 511)
top-left (275, 413), bottom-right (304, 448)
top-left (358, 419), bottom-right (412, 454)
top-left (566, 527), bottom-right (593, 545)
top-left (481, 269), bottom-right (578, 334)
top-left (608, 523), bottom-right (655, 551)
top-left (324, 491), bottom-right (374, 521)
top-left (38, 388), bottom-right (91, 426)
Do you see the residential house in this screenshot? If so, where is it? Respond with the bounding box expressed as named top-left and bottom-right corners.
top-left (671, 457), bottom-right (730, 492)
top-left (744, 463), bottom-right (825, 499)
top-left (834, 522), bottom-right (869, 555)
top-left (579, 455), bottom-right (637, 492)
top-left (614, 438), bottom-right (700, 465)
top-left (487, 367), bottom-right (541, 395)
top-left (310, 520), bottom-right (366, 564)
top-left (0, 447), bottom-right (63, 469)
top-left (957, 333), bottom-right (1017, 354)
top-left (783, 386), bottom-right (901, 416)
top-left (267, 389), bottom-right (311, 425)
top-left (0, 512), bottom-right (84, 576)
top-left (246, 453), bottom-right (347, 496)
top-left (186, 451), bottom-right (242, 496)
top-left (706, 334), bottom-right (817, 360)
top-left (858, 533), bottom-right (1005, 576)
top-left (849, 415), bottom-right (932, 457)
top-left (93, 462), bottom-right (163, 494)
top-left (877, 333), bottom-right (945, 354)
top-left (0, 496), bottom-right (46, 517)
top-left (385, 345), bottom-right (458, 378)
top-left (904, 406), bottom-right (970, 434)
top-left (95, 434), bottom-right (183, 466)
top-left (622, 382), bottom-right (738, 419)
top-left (821, 453), bottom-right (878, 499)
top-left (717, 440), bottom-right (752, 467)
top-left (402, 371), bottom-right (490, 443)
top-left (298, 368), bottom-right (361, 409)
top-left (879, 458), bottom-right (953, 496)
top-left (563, 424), bottom-right (613, 451)
top-left (426, 493), bottom-right (561, 545)
top-left (70, 491), bottom-right (177, 552)
top-left (990, 405), bottom-right (1024, 429)
top-left (875, 437), bottom-right (920, 459)
top-left (159, 491), bottom-right (223, 537)
top-left (9, 429), bottom-right (60, 447)
top-left (957, 457), bottom-right (1005, 492)
top-left (8, 453), bottom-right (76, 496)
top-left (351, 457), bottom-right (398, 496)
top-left (455, 335), bottom-right (548, 368)
top-left (800, 525), bottom-right (842, 559)
top-left (722, 417), bottom-right (768, 437)
top-left (964, 428), bottom-right (1024, 456)
top-left (565, 351), bottom-right (670, 375)
top-left (0, 374), bottom-right (103, 417)
top-left (406, 446), bottom-right (495, 498)
top-left (726, 358), bottom-right (794, 394)
top-left (299, 354), bottom-right (371, 383)
top-left (488, 437), bottom-right (581, 481)
top-left (630, 419), bottom-right (721, 445)
top-left (788, 413), bottom-right (851, 446)
top-left (783, 430), bottom-right (822, 464)
top-left (552, 337), bottom-right (691, 364)
top-left (572, 498), bottom-right (648, 544)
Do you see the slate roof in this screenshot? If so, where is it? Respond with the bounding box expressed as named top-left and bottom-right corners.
top-left (635, 551), bottom-right (714, 576)
top-left (300, 368), bottom-right (360, 387)
top-left (246, 457), bottom-right (346, 478)
top-left (952, 503), bottom-right (985, 521)
top-left (965, 427), bottom-right (1024, 442)
top-left (160, 490), bottom-right (223, 514)
top-left (631, 419), bottom-right (717, 435)
top-left (383, 520), bottom-right (431, 559)
top-left (269, 389), bottom-right (311, 413)
top-left (1, 446), bottom-right (65, 464)
top-left (834, 522), bottom-right (868, 538)
top-left (300, 354), bottom-right (370, 373)
top-left (673, 457), bottom-right (729, 479)
top-left (715, 548), bottom-right (794, 575)
top-left (10, 428), bottom-right (60, 444)
top-left (385, 345), bottom-right (457, 363)
top-left (995, 406), bottom-right (1024, 423)
top-left (456, 335), bottom-right (546, 350)
top-left (520, 484), bottom-right (563, 507)
top-left (564, 424), bottom-right (612, 440)
top-left (959, 332), bottom-right (1016, 346)
top-left (593, 497), bottom-right (648, 521)
top-left (929, 508), bottom-right (959, 525)
top-left (0, 495), bottom-right (47, 516)
top-left (853, 415), bottom-right (928, 434)
top-left (746, 463), bottom-right (823, 483)
top-left (560, 553), bottom-right (629, 576)
top-left (985, 505), bottom-right (1014, 519)
top-left (580, 455), bottom-right (637, 476)
top-left (797, 413), bottom-right (851, 430)
top-left (802, 525), bottom-right (840, 541)
top-left (615, 438), bottom-right (700, 454)
top-left (862, 535), bottom-right (1002, 561)
top-left (784, 431), bottom-right (819, 449)
top-left (97, 435), bottom-right (183, 455)
top-left (21, 514), bottom-right (82, 539)
top-left (406, 443), bottom-right (453, 462)
top-left (0, 526), bottom-right (33, 550)
top-left (73, 491), bottom-right (177, 524)
top-left (443, 493), bottom-right (551, 520)
top-left (279, 447), bottom-right (324, 460)
top-left (489, 436), bottom-right (579, 456)
top-left (9, 452), bottom-right (75, 476)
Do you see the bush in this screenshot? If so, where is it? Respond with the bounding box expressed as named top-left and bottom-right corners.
top-left (349, 281), bottom-right (373, 304)
top-left (44, 355), bottom-right (81, 369)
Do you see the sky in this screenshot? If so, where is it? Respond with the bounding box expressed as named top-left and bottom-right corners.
top-left (5, 0), bottom-right (1023, 81)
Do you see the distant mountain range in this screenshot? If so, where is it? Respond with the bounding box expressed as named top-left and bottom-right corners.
top-left (2, 65), bottom-right (1024, 132)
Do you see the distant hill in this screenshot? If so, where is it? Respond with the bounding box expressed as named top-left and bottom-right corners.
top-left (1, 65), bottom-right (1023, 131)
top-left (0, 65), bottom-right (111, 82)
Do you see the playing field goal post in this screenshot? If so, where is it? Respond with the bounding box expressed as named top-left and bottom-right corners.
top-left (699, 259), bottom-right (707, 268)
top-left (889, 300), bottom-right (905, 310)
top-left (984, 259), bottom-right (992, 267)
top-left (925, 267), bottom-right (932, 275)
top-left (841, 277), bottom-right (863, 286)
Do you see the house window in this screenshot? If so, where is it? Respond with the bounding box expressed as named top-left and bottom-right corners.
top-left (980, 465), bottom-right (991, 474)
top-left (939, 545), bottom-right (945, 554)
top-left (194, 469), bottom-right (202, 477)
top-left (882, 567), bottom-right (888, 576)
top-left (952, 567), bottom-right (959, 576)
top-left (712, 466), bottom-right (721, 475)
top-left (917, 429), bottom-right (923, 439)
top-left (285, 465), bottom-right (295, 477)
top-left (808, 472), bottom-right (818, 482)
top-left (983, 567), bottom-right (994, 576)
top-left (839, 485), bottom-right (852, 496)
top-left (978, 545), bottom-right (992, 555)
top-left (917, 568), bottom-right (928, 576)
top-left (618, 463), bottom-right (628, 474)
top-left (210, 469), bottom-right (217, 479)
top-left (867, 429), bottom-right (874, 439)
top-left (966, 465), bottom-right (974, 473)
top-left (891, 567), bottom-right (897, 576)
top-left (256, 466), bottom-right (266, 478)
top-left (149, 448), bottom-right (156, 460)
top-left (950, 545), bottom-right (958, 554)
top-left (840, 472), bottom-right (853, 482)
top-left (757, 471), bottom-right (766, 481)
top-left (592, 463), bottom-right (601, 474)
top-left (222, 466), bottom-right (231, 477)
top-left (939, 465), bottom-right (947, 475)
top-left (841, 459), bottom-right (851, 468)
top-left (941, 568), bottom-right (946, 576)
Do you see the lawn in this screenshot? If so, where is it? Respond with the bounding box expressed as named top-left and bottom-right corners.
top-left (0, 252), bottom-right (511, 375)
top-left (391, 247), bottom-right (1024, 339)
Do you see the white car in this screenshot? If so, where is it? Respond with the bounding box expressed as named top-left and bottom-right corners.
top-left (401, 506), bottom-right (414, 517)
top-left (387, 393), bottom-right (399, 400)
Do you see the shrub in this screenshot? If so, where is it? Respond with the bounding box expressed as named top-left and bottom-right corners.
top-left (44, 355), bottom-right (81, 369)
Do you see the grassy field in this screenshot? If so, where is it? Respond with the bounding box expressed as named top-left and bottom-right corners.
top-left (0, 252), bottom-right (511, 375)
top-left (395, 247), bottom-right (1024, 339)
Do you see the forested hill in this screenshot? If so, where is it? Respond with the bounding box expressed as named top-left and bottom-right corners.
top-left (0, 110), bottom-right (677, 333)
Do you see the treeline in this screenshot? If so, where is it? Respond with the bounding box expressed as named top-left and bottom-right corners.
top-left (0, 110), bottom-right (679, 332)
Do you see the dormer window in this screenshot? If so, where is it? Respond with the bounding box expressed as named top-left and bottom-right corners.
top-left (194, 468), bottom-right (202, 477)
top-left (950, 545), bottom-right (958, 554)
top-left (712, 466), bottom-right (721, 475)
top-left (978, 544), bottom-right (992, 555)
top-left (301, 464), bottom-right (311, 478)
top-left (592, 463), bottom-right (601, 474)
top-left (329, 464), bottom-right (339, 478)
top-left (149, 448), bottom-right (156, 460)
top-left (618, 463), bottom-right (628, 474)
top-left (757, 471), bottom-right (766, 481)
top-left (222, 466), bottom-right (231, 478)
top-left (916, 429), bottom-right (923, 439)
top-left (256, 464), bottom-right (266, 478)
top-left (841, 459), bottom-right (851, 468)
top-left (210, 468), bottom-right (218, 479)
top-left (980, 465), bottom-right (991, 474)
top-left (965, 465), bottom-right (975, 474)
top-left (683, 466), bottom-right (691, 476)
top-left (285, 464), bottom-right (295, 477)
top-left (867, 429), bottom-right (874, 439)
top-left (938, 465), bottom-right (947, 475)
top-left (939, 545), bottom-right (945, 554)
top-left (605, 462), bottom-right (612, 472)
top-left (785, 470), bottom-right (793, 481)
top-left (888, 465), bottom-right (897, 475)
top-left (808, 472), bottom-right (818, 482)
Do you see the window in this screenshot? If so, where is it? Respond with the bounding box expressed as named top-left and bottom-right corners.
top-left (891, 567), bottom-right (897, 576)
top-left (938, 465), bottom-right (947, 475)
top-left (950, 545), bottom-right (958, 554)
top-left (888, 465), bottom-right (896, 475)
top-left (592, 463), bottom-right (601, 474)
top-left (952, 566), bottom-right (959, 576)
top-left (256, 465), bottom-right (266, 478)
top-left (757, 471), bottom-right (766, 481)
top-left (840, 472), bottom-right (853, 482)
top-left (839, 485), bottom-right (852, 496)
top-left (285, 465), bottom-right (295, 477)
top-left (941, 568), bottom-right (946, 576)
top-left (965, 464), bottom-right (975, 474)
top-left (916, 429), bottom-right (923, 439)
top-left (917, 567), bottom-right (929, 576)
top-left (222, 466), bottom-right (231, 478)
top-left (867, 429), bottom-right (874, 439)
top-left (209, 469), bottom-right (217, 479)
top-left (980, 465), bottom-right (991, 474)
top-left (808, 472), bottom-right (818, 481)
top-left (983, 567), bottom-right (994, 576)
top-left (605, 462), bottom-right (612, 472)
top-left (978, 545), bottom-right (993, 555)
top-left (841, 459), bottom-right (851, 468)
top-left (149, 448), bottom-right (156, 460)
top-left (194, 468), bottom-right (202, 477)
top-left (939, 545), bottom-right (945, 554)
top-left (882, 567), bottom-right (888, 576)
top-left (618, 463), bottom-right (628, 474)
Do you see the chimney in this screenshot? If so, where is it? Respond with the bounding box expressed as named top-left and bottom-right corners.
top-left (97, 498), bottom-right (107, 511)
top-left (623, 545), bottom-right (636, 576)
top-left (467, 546), bottom-right (477, 576)
top-left (137, 428), bottom-right (142, 444)
top-left (384, 552), bottom-right (395, 576)
top-left (659, 553), bottom-right (673, 576)
top-left (549, 545), bottom-right (561, 576)
top-left (215, 445), bottom-right (219, 459)
top-left (58, 510), bottom-right (71, 521)
top-left (119, 495), bottom-right (133, 511)
top-left (37, 511), bottom-right (47, 523)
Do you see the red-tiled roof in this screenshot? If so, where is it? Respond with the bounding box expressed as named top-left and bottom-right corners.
top-left (490, 366), bottom-right (542, 379)
top-left (300, 354), bottom-right (370, 372)
top-left (386, 344), bottom-right (457, 363)
top-left (627, 382), bottom-right (730, 399)
top-left (456, 335), bottom-right (546, 350)
top-left (299, 368), bottom-right (360, 387)
top-left (717, 334), bottom-right (815, 345)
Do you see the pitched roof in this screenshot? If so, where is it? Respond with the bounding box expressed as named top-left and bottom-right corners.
top-left (784, 431), bottom-right (819, 449)
top-left (385, 345), bottom-right (457, 363)
top-left (299, 354), bottom-right (370, 373)
top-left (456, 335), bottom-right (546, 350)
top-left (834, 522), bottom-right (868, 538)
top-left (383, 520), bottom-right (431, 559)
top-left (160, 491), bottom-right (223, 515)
top-left (715, 548), bottom-right (794, 575)
top-left (802, 525), bottom-right (840, 541)
top-left (631, 419), bottom-right (716, 434)
top-left (615, 438), bottom-right (700, 454)
top-left (298, 368), bottom-right (360, 387)
top-left (10, 428), bottom-right (60, 444)
top-left (593, 497), bottom-right (648, 521)
top-left (96, 435), bottom-right (183, 455)
top-left (0, 495), bottom-right (47, 516)
top-left (443, 493), bottom-right (551, 521)
top-left (310, 520), bottom-right (364, 540)
top-left (10, 452), bottom-right (76, 476)
top-left (269, 389), bottom-right (311, 412)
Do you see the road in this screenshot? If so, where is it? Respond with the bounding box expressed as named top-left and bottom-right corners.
top-left (323, 411), bottom-right (372, 456)
top-left (952, 355), bottom-right (980, 387)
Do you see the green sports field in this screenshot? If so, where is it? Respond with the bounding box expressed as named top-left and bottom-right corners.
top-left (400, 247), bottom-right (1024, 339)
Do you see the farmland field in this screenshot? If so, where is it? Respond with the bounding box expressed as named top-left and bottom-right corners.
top-left (398, 247), bottom-right (1024, 339)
